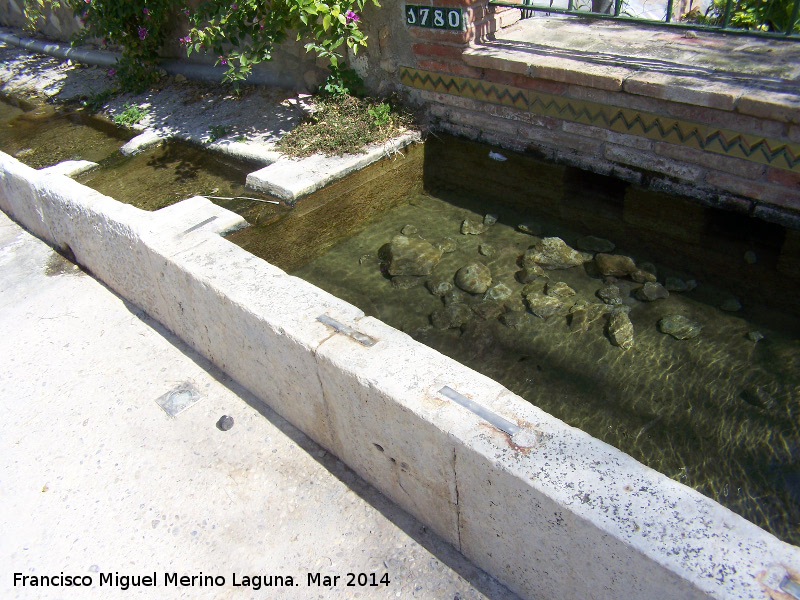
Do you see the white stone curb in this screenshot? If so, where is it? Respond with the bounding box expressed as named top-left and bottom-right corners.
top-left (0, 150), bottom-right (797, 600)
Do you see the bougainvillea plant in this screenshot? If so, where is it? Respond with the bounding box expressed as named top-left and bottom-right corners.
top-left (70, 0), bottom-right (183, 91)
top-left (183, 0), bottom-right (380, 92)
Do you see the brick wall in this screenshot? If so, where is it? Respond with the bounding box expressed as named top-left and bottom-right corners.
top-left (402, 1), bottom-right (800, 226)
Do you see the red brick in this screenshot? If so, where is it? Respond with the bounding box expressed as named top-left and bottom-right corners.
top-left (446, 107), bottom-right (521, 137)
top-left (604, 144), bottom-right (704, 182)
top-left (415, 60), bottom-right (483, 79)
top-left (654, 142), bottom-right (765, 180)
top-left (438, 121), bottom-right (480, 141)
top-left (519, 123), bottom-right (605, 156)
top-left (705, 171), bottom-right (799, 206)
top-left (411, 43), bottom-right (465, 60)
top-left (765, 167), bottom-right (800, 190)
top-left (409, 27), bottom-right (473, 44)
top-left (564, 121), bottom-right (653, 151)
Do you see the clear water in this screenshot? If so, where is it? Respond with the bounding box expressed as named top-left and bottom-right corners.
top-left (77, 141), bottom-right (287, 225)
top-left (0, 103), bottom-right (128, 169)
top-left (281, 137), bottom-right (800, 546)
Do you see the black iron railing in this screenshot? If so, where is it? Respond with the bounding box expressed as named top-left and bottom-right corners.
top-left (489, 0), bottom-right (800, 39)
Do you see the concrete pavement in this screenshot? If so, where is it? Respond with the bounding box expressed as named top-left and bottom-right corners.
top-left (0, 210), bottom-right (517, 600)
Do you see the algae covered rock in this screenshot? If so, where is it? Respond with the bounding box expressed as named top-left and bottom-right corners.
top-left (608, 306), bottom-right (634, 349)
top-left (392, 275), bottom-right (424, 289)
top-left (461, 219), bottom-right (485, 235)
top-left (381, 235), bottom-right (442, 277)
top-left (516, 264), bottom-right (546, 284)
top-left (576, 235), bottom-right (615, 253)
top-left (484, 282), bottom-right (512, 302)
top-left (597, 283), bottom-right (623, 305)
top-left (431, 303), bottom-right (473, 329)
top-left (635, 282), bottom-right (669, 302)
top-left (525, 293), bottom-right (564, 319)
top-left (455, 262), bottom-right (492, 294)
top-left (427, 278), bottom-right (454, 297)
top-left (545, 281), bottom-right (576, 299)
top-left (523, 237), bottom-right (592, 270)
top-left (435, 237), bottom-right (458, 254)
top-left (658, 314), bottom-right (701, 340)
top-left (595, 253), bottom-right (637, 277)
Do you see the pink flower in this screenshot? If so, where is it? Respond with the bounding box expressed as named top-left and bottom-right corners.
top-left (142, 7), bottom-right (149, 14)
top-left (219, 56), bottom-right (227, 65)
top-left (184, 8), bottom-right (190, 16)
top-left (138, 26), bottom-right (148, 39)
top-left (107, 68), bottom-right (116, 77)
top-left (345, 10), bottom-right (359, 23)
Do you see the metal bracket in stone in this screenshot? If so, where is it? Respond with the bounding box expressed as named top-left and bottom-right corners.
top-left (317, 314), bottom-right (377, 347)
top-left (439, 385), bottom-right (520, 436)
top-left (155, 381), bottom-right (202, 417)
top-left (182, 216), bottom-right (218, 235)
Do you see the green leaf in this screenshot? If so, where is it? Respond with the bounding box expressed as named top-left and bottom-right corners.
top-left (322, 13), bottom-right (331, 29)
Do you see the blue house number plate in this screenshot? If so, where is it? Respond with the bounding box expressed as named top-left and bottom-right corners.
top-left (406, 5), bottom-right (464, 30)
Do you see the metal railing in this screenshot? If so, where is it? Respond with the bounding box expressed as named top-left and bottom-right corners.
top-left (489, 0), bottom-right (800, 39)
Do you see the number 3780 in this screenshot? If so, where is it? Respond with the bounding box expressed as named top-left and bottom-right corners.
top-left (406, 5), bottom-right (463, 30)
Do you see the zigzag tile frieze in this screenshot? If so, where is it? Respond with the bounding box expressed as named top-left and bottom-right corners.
top-left (401, 66), bottom-right (800, 173)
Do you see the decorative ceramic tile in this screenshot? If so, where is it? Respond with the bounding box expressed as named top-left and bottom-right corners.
top-left (401, 66), bottom-right (800, 173)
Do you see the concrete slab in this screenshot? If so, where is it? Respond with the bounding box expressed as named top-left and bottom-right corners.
top-left (0, 210), bottom-right (517, 600)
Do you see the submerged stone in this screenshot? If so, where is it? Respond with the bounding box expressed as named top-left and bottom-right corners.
top-left (516, 264), bottom-right (546, 284)
top-left (392, 275), bottom-right (424, 289)
top-left (443, 287), bottom-right (469, 306)
top-left (747, 330), bottom-right (765, 343)
top-left (631, 268), bottom-right (657, 284)
top-left (518, 221), bottom-right (544, 236)
top-left (720, 297), bottom-right (742, 312)
top-left (400, 224), bottom-right (418, 236)
top-left (435, 237), bottom-right (458, 254)
top-left (524, 237), bottom-right (592, 270)
top-left (635, 282), bottom-right (669, 302)
top-left (526, 293), bottom-right (564, 319)
top-left (608, 307), bottom-right (634, 349)
top-left (576, 235), bottom-right (615, 253)
top-left (427, 278), bottom-right (454, 297)
top-left (597, 284), bottom-right (623, 305)
top-left (501, 311), bottom-right (528, 330)
top-left (659, 315), bottom-right (702, 340)
top-left (455, 262), bottom-right (492, 294)
top-left (382, 235), bottom-right (442, 277)
top-left (431, 303), bottom-right (473, 329)
top-left (595, 253), bottom-right (637, 278)
top-left (545, 281), bottom-right (576, 299)
top-left (664, 277), bottom-right (697, 292)
top-left (471, 301), bottom-right (504, 320)
top-left (483, 213), bottom-right (498, 226)
top-left (461, 219), bottom-right (485, 235)
top-left (484, 282), bottom-right (512, 302)
top-left (478, 243), bottom-right (494, 257)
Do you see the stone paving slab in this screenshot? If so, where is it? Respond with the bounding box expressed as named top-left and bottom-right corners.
top-left (0, 210), bottom-right (516, 600)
